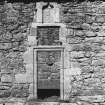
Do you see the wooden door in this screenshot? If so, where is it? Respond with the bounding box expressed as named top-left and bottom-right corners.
top-left (37, 50), bottom-right (61, 89)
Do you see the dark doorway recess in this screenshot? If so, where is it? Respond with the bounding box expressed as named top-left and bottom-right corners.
top-left (37, 89), bottom-right (60, 100)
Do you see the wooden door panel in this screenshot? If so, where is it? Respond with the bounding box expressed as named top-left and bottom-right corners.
top-left (37, 50), bottom-right (61, 89)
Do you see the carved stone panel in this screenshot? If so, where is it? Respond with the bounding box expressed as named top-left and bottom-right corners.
top-left (43, 4), bottom-right (54, 23)
top-left (37, 26), bottom-right (60, 45)
top-left (37, 50), bottom-right (61, 89)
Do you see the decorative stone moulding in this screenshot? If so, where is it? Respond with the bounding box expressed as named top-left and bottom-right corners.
top-left (36, 2), bottom-right (60, 23)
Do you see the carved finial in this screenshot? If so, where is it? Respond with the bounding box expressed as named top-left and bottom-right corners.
top-left (42, 2), bottom-right (54, 9)
top-left (4, 0), bottom-right (7, 4)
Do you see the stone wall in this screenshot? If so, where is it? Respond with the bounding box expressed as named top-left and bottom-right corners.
top-left (1, 1), bottom-right (105, 105)
top-left (61, 1), bottom-right (105, 104)
top-left (0, 2), bottom-right (35, 98)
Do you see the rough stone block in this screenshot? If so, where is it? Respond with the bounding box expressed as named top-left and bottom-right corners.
top-left (78, 95), bottom-right (105, 103)
top-left (81, 23), bottom-right (91, 30)
top-left (0, 85), bottom-right (10, 90)
top-left (82, 74), bottom-right (91, 79)
top-left (71, 44), bottom-right (83, 51)
top-left (71, 51), bottom-right (84, 59)
top-left (96, 16), bottom-right (105, 23)
top-left (101, 78), bottom-right (105, 83)
top-left (0, 90), bottom-right (11, 98)
top-left (93, 66), bottom-right (103, 73)
top-left (5, 102), bottom-right (24, 105)
top-left (96, 31), bottom-right (105, 37)
top-left (96, 50), bottom-right (105, 57)
top-left (0, 43), bottom-right (11, 50)
top-left (79, 59), bottom-right (91, 66)
top-left (75, 30), bottom-right (84, 36)
top-left (84, 78), bottom-right (100, 85)
top-left (11, 86), bottom-right (29, 98)
top-left (92, 59), bottom-right (105, 67)
top-left (15, 73), bottom-right (29, 83)
top-left (85, 37), bottom-right (104, 43)
top-left (101, 45), bottom-right (105, 51)
top-left (60, 103), bottom-right (77, 105)
top-left (67, 28), bottom-right (74, 36)
top-left (81, 66), bottom-right (93, 73)
top-left (13, 33), bottom-right (25, 41)
top-left (67, 37), bottom-right (83, 44)
top-left (86, 15), bottom-right (94, 24)
top-left (85, 31), bottom-right (96, 37)
top-left (91, 23), bottom-right (100, 32)
top-left (12, 41), bottom-right (19, 48)
top-left (1, 74), bottom-right (12, 83)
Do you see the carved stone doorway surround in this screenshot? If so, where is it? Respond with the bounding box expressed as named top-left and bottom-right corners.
top-left (30, 2), bottom-right (71, 101)
top-left (32, 22), bottom-right (70, 100)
